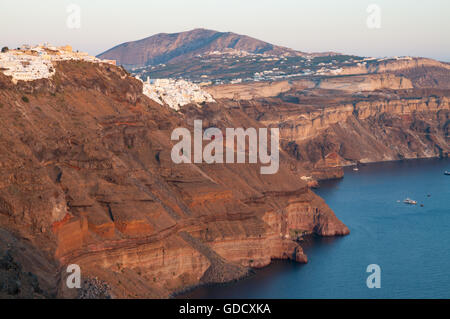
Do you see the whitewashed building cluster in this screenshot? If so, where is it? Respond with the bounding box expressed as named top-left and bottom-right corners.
top-left (142, 77), bottom-right (215, 111)
top-left (0, 44), bottom-right (116, 83)
top-left (0, 43), bottom-right (215, 111)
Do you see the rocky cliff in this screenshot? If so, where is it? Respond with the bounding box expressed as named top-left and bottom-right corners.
top-left (0, 61), bottom-right (349, 298)
top-left (207, 70), bottom-right (449, 179)
top-left (258, 94), bottom-right (449, 178)
top-left (206, 73), bottom-right (414, 99)
top-left (2, 54), bottom-right (448, 298)
top-left (340, 58), bottom-right (450, 89)
top-left (97, 28), bottom-right (338, 68)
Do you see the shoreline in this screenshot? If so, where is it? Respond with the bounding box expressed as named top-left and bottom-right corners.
top-left (316, 155), bottom-right (449, 183)
top-left (170, 269), bottom-right (256, 299)
top-left (175, 157), bottom-right (449, 299)
top-left (172, 233), bottom-right (321, 299)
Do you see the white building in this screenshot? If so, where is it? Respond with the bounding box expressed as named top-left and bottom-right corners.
top-left (0, 44), bottom-right (116, 83)
top-left (142, 77), bottom-right (215, 111)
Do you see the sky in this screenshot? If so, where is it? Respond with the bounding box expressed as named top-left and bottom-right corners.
top-left (1, 0), bottom-right (449, 61)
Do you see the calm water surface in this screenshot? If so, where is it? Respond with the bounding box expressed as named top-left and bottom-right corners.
top-left (181, 159), bottom-right (450, 299)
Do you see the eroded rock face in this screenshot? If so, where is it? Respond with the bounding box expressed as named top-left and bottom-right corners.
top-left (2, 56), bottom-right (449, 298)
top-left (210, 76), bottom-right (449, 179)
top-left (206, 80), bottom-right (295, 100)
top-left (251, 94), bottom-right (449, 177)
top-left (0, 61), bottom-right (349, 298)
top-left (205, 73), bottom-right (413, 100)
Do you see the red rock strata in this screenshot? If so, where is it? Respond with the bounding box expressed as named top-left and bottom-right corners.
top-left (0, 61), bottom-right (348, 298)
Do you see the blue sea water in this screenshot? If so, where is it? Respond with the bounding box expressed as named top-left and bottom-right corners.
top-left (182, 158), bottom-right (450, 299)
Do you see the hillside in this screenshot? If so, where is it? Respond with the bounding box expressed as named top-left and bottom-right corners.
top-left (97, 28), bottom-right (332, 68)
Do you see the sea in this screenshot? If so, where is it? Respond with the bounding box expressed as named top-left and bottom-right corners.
top-left (181, 158), bottom-right (450, 299)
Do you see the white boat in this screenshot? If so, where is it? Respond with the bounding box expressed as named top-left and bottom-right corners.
top-left (404, 198), bottom-right (417, 205)
top-left (353, 167), bottom-right (359, 171)
top-left (445, 171), bottom-right (450, 176)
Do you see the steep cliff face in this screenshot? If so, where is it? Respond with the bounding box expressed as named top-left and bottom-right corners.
top-left (237, 92), bottom-right (449, 179)
top-left (208, 72), bottom-right (449, 180)
top-left (0, 61), bottom-right (349, 298)
top-left (3, 56), bottom-right (447, 298)
top-left (339, 58), bottom-right (450, 89)
top-left (281, 97), bottom-right (448, 174)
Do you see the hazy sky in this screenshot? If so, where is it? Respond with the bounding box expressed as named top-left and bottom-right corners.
top-left (1, 0), bottom-right (449, 61)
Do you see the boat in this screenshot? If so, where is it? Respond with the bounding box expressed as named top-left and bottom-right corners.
top-left (404, 198), bottom-right (417, 205)
top-left (445, 171), bottom-right (450, 176)
top-left (353, 167), bottom-right (359, 171)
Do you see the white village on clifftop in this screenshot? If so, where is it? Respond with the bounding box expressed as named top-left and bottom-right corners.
top-left (141, 77), bottom-right (215, 111)
top-left (0, 43), bottom-right (215, 110)
top-left (0, 44), bottom-right (116, 83)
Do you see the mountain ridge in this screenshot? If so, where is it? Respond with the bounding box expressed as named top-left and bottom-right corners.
top-left (97, 28), bottom-right (338, 68)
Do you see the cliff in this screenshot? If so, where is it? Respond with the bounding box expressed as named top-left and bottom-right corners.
top-left (260, 94), bottom-right (449, 178)
top-left (0, 61), bottom-right (349, 298)
top-left (206, 80), bottom-right (295, 100)
top-left (2, 54), bottom-right (448, 298)
top-left (339, 58), bottom-right (450, 89)
top-left (207, 71), bottom-right (449, 179)
top-left (315, 74), bottom-right (413, 92)
top-left (205, 73), bottom-right (413, 100)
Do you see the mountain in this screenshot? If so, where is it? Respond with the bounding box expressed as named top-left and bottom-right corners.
top-left (97, 28), bottom-right (333, 68)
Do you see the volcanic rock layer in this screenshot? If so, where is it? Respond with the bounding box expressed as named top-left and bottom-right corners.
top-left (0, 61), bottom-right (348, 298)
